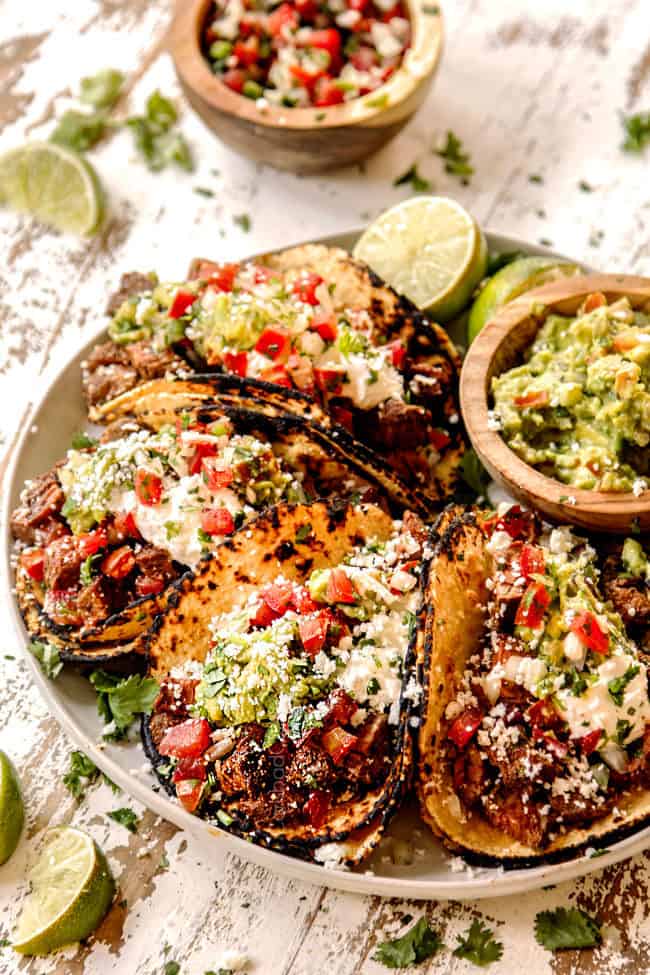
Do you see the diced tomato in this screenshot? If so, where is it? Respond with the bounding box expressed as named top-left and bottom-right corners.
top-left (304, 789), bottom-right (331, 828)
top-left (447, 708), bottom-right (482, 749)
top-left (260, 363), bottom-right (293, 387)
top-left (255, 327), bottom-right (291, 360)
top-left (204, 464), bottom-right (234, 491)
top-left (201, 507), bottom-right (235, 536)
top-left (268, 2), bottom-right (298, 38)
top-left (520, 544), bottom-right (545, 579)
top-left (527, 697), bottom-right (558, 729)
top-left (290, 63), bottom-right (325, 89)
top-left (172, 757), bottom-right (207, 783)
top-left (298, 28), bottom-right (341, 60)
top-left (482, 504), bottom-right (534, 541)
top-left (579, 728), bottom-right (603, 756)
top-left (262, 582), bottom-right (295, 615)
top-left (583, 292), bottom-right (607, 313)
top-left (298, 609), bottom-right (335, 655)
top-left (515, 581), bottom-right (550, 629)
top-left (326, 567), bottom-right (357, 605)
top-left (136, 575), bottom-right (165, 597)
top-left (233, 36), bottom-right (259, 66)
top-left (20, 548), bottom-right (45, 582)
top-left (168, 290), bottom-right (196, 319)
top-left (570, 611), bottom-right (609, 655)
top-left (389, 339), bottom-right (407, 369)
top-left (292, 586), bottom-right (319, 614)
top-left (325, 688), bottom-right (357, 726)
top-left (322, 725), bottom-right (358, 763)
top-left (350, 39), bottom-right (374, 63)
top-left (222, 68), bottom-right (247, 94)
top-left (532, 727), bottom-right (569, 759)
top-left (330, 404), bottom-right (354, 432)
top-left (313, 76), bottom-right (345, 107)
top-left (175, 778), bottom-right (204, 813)
top-left (113, 510), bottom-right (139, 539)
top-left (188, 441), bottom-right (217, 476)
top-left (429, 428), bottom-right (451, 451)
top-left (135, 469), bottom-right (163, 506)
top-left (314, 367), bottom-right (343, 395)
top-left (77, 527), bottom-right (109, 558)
top-left (253, 265), bottom-right (276, 285)
top-left (250, 599), bottom-right (278, 628)
top-left (223, 350), bottom-right (248, 377)
top-left (206, 263), bottom-right (240, 292)
top-left (101, 545), bottom-right (136, 580)
top-left (159, 718), bottom-right (212, 758)
top-left (295, 0), bottom-right (318, 17)
top-left (514, 390), bottom-right (550, 409)
top-left (311, 316), bottom-right (338, 342)
top-left (351, 15), bottom-right (372, 32)
top-left (292, 272), bottom-right (323, 305)
top-left (191, 260), bottom-right (221, 280)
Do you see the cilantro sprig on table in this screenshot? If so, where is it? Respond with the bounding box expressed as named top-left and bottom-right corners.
top-left (63, 750), bottom-right (119, 799)
top-left (373, 917), bottom-right (443, 968)
top-left (453, 920), bottom-right (503, 966)
top-left (534, 908), bottom-right (602, 951)
top-left (108, 807), bottom-right (139, 833)
top-left (89, 670), bottom-right (158, 741)
top-left (434, 130), bottom-right (474, 183)
top-left (621, 111), bottom-right (650, 153)
top-left (29, 640), bottom-right (62, 680)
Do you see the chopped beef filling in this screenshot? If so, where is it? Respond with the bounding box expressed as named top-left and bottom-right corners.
top-left (82, 339), bottom-right (185, 409)
top-left (602, 550), bottom-right (650, 629)
top-left (10, 471), bottom-right (65, 544)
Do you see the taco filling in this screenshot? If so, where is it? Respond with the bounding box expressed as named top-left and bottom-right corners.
top-left (147, 516), bottom-right (425, 828)
top-left (441, 506), bottom-right (650, 851)
top-left (12, 416), bottom-right (306, 631)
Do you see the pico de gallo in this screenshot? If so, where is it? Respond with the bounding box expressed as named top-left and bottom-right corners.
top-left (148, 514), bottom-right (425, 825)
top-left (202, 0), bottom-right (410, 108)
top-left (444, 504), bottom-right (650, 849)
top-left (11, 417), bottom-right (306, 630)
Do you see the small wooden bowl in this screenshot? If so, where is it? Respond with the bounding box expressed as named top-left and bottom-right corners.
top-left (460, 273), bottom-right (650, 533)
top-left (169, 0), bottom-right (443, 174)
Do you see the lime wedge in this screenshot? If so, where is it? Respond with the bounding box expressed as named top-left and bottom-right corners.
top-left (0, 750), bottom-right (24, 865)
top-left (0, 142), bottom-right (105, 236)
top-left (467, 256), bottom-right (582, 343)
top-left (13, 826), bottom-right (115, 955)
top-left (353, 196), bottom-right (488, 322)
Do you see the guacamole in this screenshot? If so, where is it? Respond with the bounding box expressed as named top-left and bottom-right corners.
top-left (491, 295), bottom-right (650, 492)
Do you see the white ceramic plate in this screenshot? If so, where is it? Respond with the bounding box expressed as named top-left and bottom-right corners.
top-left (8, 229), bottom-right (641, 902)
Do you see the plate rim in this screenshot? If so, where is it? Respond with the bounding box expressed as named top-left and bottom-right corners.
top-left (7, 226), bottom-right (642, 902)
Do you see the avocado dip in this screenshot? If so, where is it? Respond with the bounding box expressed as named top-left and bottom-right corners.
top-left (491, 293), bottom-right (650, 493)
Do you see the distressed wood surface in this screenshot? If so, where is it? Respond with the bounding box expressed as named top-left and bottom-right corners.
top-left (1, 0), bottom-right (650, 972)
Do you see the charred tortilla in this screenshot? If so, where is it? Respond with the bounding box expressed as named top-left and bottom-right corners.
top-left (417, 507), bottom-right (650, 867)
top-left (142, 500), bottom-right (427, 865)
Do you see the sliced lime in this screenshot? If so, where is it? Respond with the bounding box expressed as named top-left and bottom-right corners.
top-left (353, 196), bottom-right (488, 322)
top-left (0, 142), bottom-right (105, 236)
top-left (13, 826), bottom-right (115, 955)
top-left (467, 256), bottom-right (582, 343)
top-left (0, 750), bottom-right (24, 865)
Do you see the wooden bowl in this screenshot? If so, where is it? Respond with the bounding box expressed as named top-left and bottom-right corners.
top-left (169, 0), bottom-right (443, 174)
top-left (460, 273), bottom-right (650, 533)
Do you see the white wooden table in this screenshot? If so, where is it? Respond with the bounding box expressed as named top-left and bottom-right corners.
top-left (1, 0), bottom-right (650, 971)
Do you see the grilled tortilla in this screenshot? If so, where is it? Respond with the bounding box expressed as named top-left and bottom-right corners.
top-left (142, 500), bottom-right (428, 866)
top-left (12, 401), bottom-right (422, 669)
top-left (417, 506), bottom-right (650, 867)
top-left (85, 244), bottom-right (465, 504)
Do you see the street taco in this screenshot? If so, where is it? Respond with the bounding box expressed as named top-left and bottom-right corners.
top-left (142, 500), bottom-right (428, 865)
top-left (84, 244), bottom-right (465, 503)
top-left (417, 505), bottom-right (650, 866)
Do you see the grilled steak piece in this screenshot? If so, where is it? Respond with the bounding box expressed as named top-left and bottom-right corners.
top-left (284, 742), bottom-right (335, 792)
top-left (366, 398), bottom-right (431, 450)
top-left (217, 724), bottom-right (272, 797)
top-left (408, 358), bottom-right (455, 404)
top-left (135, 545), bottom-right (175, 581)
top-left (43, 535), bottom-right (84, 591)
top-left (483, 790), bottom-right (545, 848)
top-left (83, 361), bottom-right (139, 408)
top-left (602, 553), bottom-right (650, 628)
top-left (75, 577), bottom-right (112, 625)
top-left (105, 271), bottom-right (156, 317)
top-left (11, 471), bottom-right (65, 543)
top-left (453, 743), bottom-right (487, 807)
top-left (126, 340), bottom-right (180, 379)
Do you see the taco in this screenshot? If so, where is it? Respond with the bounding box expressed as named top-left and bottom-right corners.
top-left (417, 505), bottom-right (650, 866)
top-left (84, 244), bottom-right (465, 502)
top-left (142, 500), bottom-right (428, 865)
top-left (12, 399), bottom-right (424, 669)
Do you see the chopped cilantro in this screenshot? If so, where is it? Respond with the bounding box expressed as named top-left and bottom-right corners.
top-left (578, 180), bottom-right (593, 192)
top-left (295, 523), bottom-right (313, 543)
top-left (453, 920), bottom-right (503, 966)
top-left (79, 555), bottom-right (95, 587)
top-left (373, 916), bottom-right (443, 968)
top-left (0, 938), bottom-right (10, 947)
top-left (89, 670), bottom-right (158, 740)
top-left (233, 213), bottom-right (251, 232)
top-left (165, 520), bottom-right (180, 540)
top-left (108, 807), bottom-right (139, 833)
top-left (29, 640), bottom-right (62, 680)
top-left (71, 431), bottom-right (98, 450)
top-left (528, 173), bottom-right (544, 183)
top-left (621, 111), bottom-right (650, 153)
top-left (80, 69), bottom-right (125, 109)
top-left (163, 962), bottom-right (180, 975)
top-left (393, 164), bottom-right (432, 193)
top-left (197, 528), bottom-right (212, 546)
top-left (616, 717), bottom-right (632, 744)
top-left (194, 186), bottom-right (215, 197)
top-left (63, 750), bottom-right (99, 799)
top-left (434, 130), bottom-right (474, 182)
top-left (367, 677), bottom-right (380, 696)
top-left (608, 665), bottom-right (639, 707)
top-left (534, 907), bottom-right (601, 950)
top-left (263, 721), bottom-right (281, 748)
top-left (287, 706), bottom-right (321, 741)
top-left (51, 110), bottom-right (106, 152)
top-left (127, 91), bottom-right (193, 172)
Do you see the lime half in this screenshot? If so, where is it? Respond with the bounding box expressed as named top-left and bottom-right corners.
top-left (353, 196), bottom-right (488, 322)
top-left (14, 826), bottom-right (115, 955)
top-left (0, 142), bottom-right (105, 236)
top-left (0, 750), bottom-right (24, 865)
top-left (467, 255), bottom-right (582, 344)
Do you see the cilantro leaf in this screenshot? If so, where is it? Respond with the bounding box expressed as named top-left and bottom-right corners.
top-left (393, 164), bottom-right (432, 192)
top-left (453, 920), bottom-right (503, 966)
top-left (146, 90), bottom-right (177, 131)
top-left (89, 670), bottom-right (158, 740)
top-left (233, 213), bottom-right (251, 232)
top-left (29, 640), bottom-right (62, 680)
top-left (621, 111), bottom-right (650, 153)
top-left (287, 706), bottom-right (321, 741)
top-left (163, 961), bottom-right (180, 975)
top-left (50, 110), bottom-right (106, 152)
top-left (295, 523), bottom-right (312, 543)
top-left (263, 722), bottom-right (281, 748)
top-left (63, 751), bottom-right (99, 799)
top-left (108, 807), bottom-right (139, 833)
top-left (608, 665), bottom-right (639, 707)
top-left (127, 91), bottom-right (193, 172)
top-left (460, 448), bottom-right (490, 495)
top-left (534, 908), bottom-right (601, 951)
top-left (434, 130), bottom-right (474, 182)
top-left (71, 431), bottom-right (98, 450)
top-left (373, 917), bottom-right (443, 968)
top-left (80, 69), bottom-right (125, 109)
